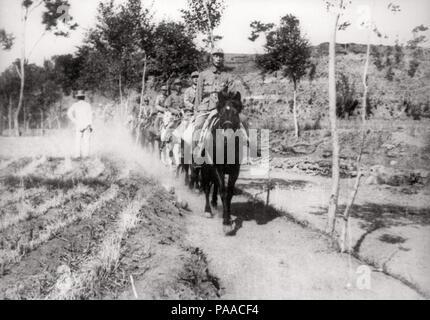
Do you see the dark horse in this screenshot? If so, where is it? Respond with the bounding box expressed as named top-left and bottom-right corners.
top-left (200, 91), bottom-right (244, 235)
top-left (140, 114), bottom-right (162, 159)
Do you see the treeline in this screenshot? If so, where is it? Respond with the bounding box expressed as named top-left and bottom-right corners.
top-left (0, 0), bottom-right (208, 134)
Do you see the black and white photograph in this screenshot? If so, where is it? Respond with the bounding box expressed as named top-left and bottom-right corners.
top-left (0, 0), bottom-right (429, 304)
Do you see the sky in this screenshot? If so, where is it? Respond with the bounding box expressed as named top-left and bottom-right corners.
top-left (0, 0), bottom-right (429, 71)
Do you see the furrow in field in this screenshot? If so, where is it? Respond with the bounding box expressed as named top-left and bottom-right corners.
top-left (0, 184), bottom-right (120, 271)
top-left (0, 187), bottom-right (47, 213)
top-left (47, 194), bottom-right (146, 299)
top-left (0, 158), bottom-right (33, 176)
top-left (16, 156), bottom-right (48, 177)
top-left (0, 184), bottom-right (91, 231)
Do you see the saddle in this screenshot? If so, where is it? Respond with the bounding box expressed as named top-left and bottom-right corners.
top-left (180, 114), bottom-right (220, 162)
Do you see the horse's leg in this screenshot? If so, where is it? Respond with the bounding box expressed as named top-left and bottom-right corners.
top-left (189, 165), bottom-right (197, 190)
top-left (226, 168), bottom-right (240, 222)
top-left (214, 168), bottom-right (231, 233)
top-left (175, 164), bottom-right (181, 179)
top-left (201, 166), bottom-right (213, 218)
top-left (168, 142), bottom-right (175, 168)
top-left (211, 182), bottom-right (218, 208)
top-left (157, 138), bottom-right (162, 160)
top-left (183, 164), bottom-right (190, 186)
top-left (173, 142), bottom-right (181, 172)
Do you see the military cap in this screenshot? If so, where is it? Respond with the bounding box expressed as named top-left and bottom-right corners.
top-left (211, 47), bottom-right (224, 56)
top-left (191, 71), bottom-right (199, 78)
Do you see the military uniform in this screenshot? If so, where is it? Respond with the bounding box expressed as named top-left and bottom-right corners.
top-left (154, 92), bottom-right (168, 133)
top-left (183, 85), bottom-right (196, 116)
top-left (192, 66), bottom-right (237, 137)
top-left (194, 66), bottom-right (236, 113)
top-left (165, 91), bottom-right (184, 116)
top-left (155, 94), bottom-right (167, 112)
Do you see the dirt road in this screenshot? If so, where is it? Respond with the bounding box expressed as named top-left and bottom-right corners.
top-left (170, 180), bottom-right (423, 299)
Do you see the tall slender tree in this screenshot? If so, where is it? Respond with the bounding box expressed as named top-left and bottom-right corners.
top-left (339, 1), bottom-right (402, 252)
top-left (13, 0), bottom-right (77, 135)
top-left (249, 14), bottom-right (311, 138)
top-left (181, 0), bottom-right (226, 49)
top-left (325, 0), bottom-right (351, 235)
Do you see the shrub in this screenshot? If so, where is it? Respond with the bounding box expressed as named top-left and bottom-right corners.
top-left (336, 73), bottom-right (359, 118)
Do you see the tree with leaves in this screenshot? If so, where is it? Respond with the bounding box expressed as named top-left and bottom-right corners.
top-left (249, 14), bottom-right (311, 138)
top-left (394, 39), bottom-right (404, 65)
top-left (0, 29), bottom-right (15, 133)
top-left (79, 0), bottom-right (203, 100)
top-left (407, 24), bottom-right (428, 78)
top-left (83, 0), bottom-right (154, 104)
top-left (181, 0), bottom-right (226, 49)
top-left (151, 21), bottom-right (204, 81)
top-left (11, 0), bottom-right (77, 136)
top-left (0, 29), bottom-right (14, 50)
top-left (0, 59), bottom-right (64, 134)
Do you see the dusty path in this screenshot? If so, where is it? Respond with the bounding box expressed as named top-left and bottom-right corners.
top-left (168, 179), bottom-right (423, 300)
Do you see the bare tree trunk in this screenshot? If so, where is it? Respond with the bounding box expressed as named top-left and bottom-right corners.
top-left (326, 7), bottom-right (341, 235)
top-left (23, 101), bottom-right (27, 133)
top-left (40, 109), bottom-right (44, 133)
top-left (15, 6), bottom-right (27, 137)
top-left (57, 102), bottom-right (62, 129)
top-left (8, 96), bottom-right (13, 132)
top-left (292, 82), bottom-right (300, 138)
top-left (136, 54), bottom-right (147, 145)
top-left (119, 74), bottom-right (123, 116)
top-left (0, 108), bottom-right (3, 135)
top-left (339, 25), bottom-right (371, 253)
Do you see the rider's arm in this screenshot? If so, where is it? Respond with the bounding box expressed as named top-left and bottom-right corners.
top-left (194, 73), bottom-right (204, 110)
top-left (154, 96), bottom-right (166, 113)
top-left (183, 89), bottom-right (195, 112)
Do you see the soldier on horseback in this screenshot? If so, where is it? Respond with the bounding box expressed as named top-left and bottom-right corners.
top-left (154, 85), bottom-right (169, 134)
top-left (192, 47), bottom-right (248, 160)
top-left (165, 79), bottom-right (184, 117)
top-left (162, 79), bottom-right (184, 143)
top-left (183, 71), bottom-right (199, 114)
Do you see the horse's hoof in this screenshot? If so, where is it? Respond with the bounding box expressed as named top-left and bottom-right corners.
top-left (223, 223), bottom-right (234, 235)
top-left (204, 212), bottom-right (213, 219)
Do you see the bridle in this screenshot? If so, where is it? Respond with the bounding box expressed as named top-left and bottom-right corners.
top-left (218, 104), bottom-right (239, 130)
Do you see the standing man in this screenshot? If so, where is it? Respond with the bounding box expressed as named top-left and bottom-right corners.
top-left (67, 90), bottom-right (93, 158)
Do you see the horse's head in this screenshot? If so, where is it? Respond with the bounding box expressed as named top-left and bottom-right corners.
top-left (216, 91), bottom-right (242, 131)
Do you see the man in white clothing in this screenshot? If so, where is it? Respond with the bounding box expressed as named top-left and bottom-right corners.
top-left (67, 90), bottom-right (93, 158)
